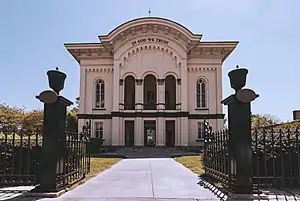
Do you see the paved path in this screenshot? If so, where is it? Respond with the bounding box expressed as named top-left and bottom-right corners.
top-left (41, 158), bottom-right (220, 201)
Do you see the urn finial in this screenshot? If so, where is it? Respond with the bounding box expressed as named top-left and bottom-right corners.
top-left (47, 67), bottom-right (67, 95)
top-left (228, 65), bottom-right (248, 93)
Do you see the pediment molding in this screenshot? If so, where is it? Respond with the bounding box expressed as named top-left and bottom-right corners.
top-left (114, 33), bottom-right (189, 55)
top-left (118, 43), bottom-right (182, 68)
top-left (189, 46), bottom-right (238, 61)
top-left (99, 18), bottom-right (202, 53)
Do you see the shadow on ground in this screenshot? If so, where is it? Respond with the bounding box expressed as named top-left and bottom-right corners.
top-left (0, 186), bottom-right (44, 201)
top-left (198, 176), bottom-right (300, 201)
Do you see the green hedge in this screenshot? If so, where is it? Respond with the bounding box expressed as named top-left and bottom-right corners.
top-left (88, 138), bottom-right (105, 153)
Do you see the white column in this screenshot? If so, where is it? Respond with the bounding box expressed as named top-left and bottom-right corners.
top-left (135, 79), bottom-right (143, 111)
top-left (79, 67), bottom-right (86, 114)
top-left (157, 79), bottom-right (165, 111)
top-left (119, 79), bottom-right (124, 110)
top-left (176, 79), bottom-right (181, 110)
top-left (176, 118), bottom-right (181, 146)
top-left (111, 117), bottom-right (120, 146)
top-left (135, 117), bottom-right (143, 146)
top-left (113, 61), bottom-right (120, 111)
top-left (216, 67), bottom-right (222, 114)
top-left (180, 60), bottom-right (188, 111)
top-left (119, 118), bottom-right (124, 146)
top-left (216, 67), bottom-right (223, 130)
top-left (180, 117), bottom-right (189, 146)
top-left (157, 117), bottom-right (164, 146)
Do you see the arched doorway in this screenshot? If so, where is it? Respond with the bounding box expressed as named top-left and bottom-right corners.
top-left (143, 74), bottom-right (157, 110)
top-left (165, 75), bottom-right (176, 110)
top-left (124, 75), bottom-right (135, 110)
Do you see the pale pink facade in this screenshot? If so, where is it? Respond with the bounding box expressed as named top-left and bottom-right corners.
top-left (65, 17), bottom-right (238, 149)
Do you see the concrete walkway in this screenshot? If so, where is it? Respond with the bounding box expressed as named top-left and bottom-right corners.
top-left (41, 158), bottom-right (220, 201)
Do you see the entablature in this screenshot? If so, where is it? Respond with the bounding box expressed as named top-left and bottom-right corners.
top-left (188, 41), bottom-right (239, 62)
top-left (64, 43), bottom-right (112, 63)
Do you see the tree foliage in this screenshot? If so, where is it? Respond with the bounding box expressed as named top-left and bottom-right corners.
top-left (0, 96), bottom-right (80, 133)
top-left (66, 97), bottom-right (79, 131)
top-left (0, 103), bottom-right (43, 131)
top-left (251, 114), bottom-right (282, 129)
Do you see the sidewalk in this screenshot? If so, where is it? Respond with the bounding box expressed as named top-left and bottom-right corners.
top-left (41, 158), bottom-right (220, 201)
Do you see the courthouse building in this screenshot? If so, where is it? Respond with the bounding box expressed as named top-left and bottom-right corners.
top-left (65, 17), bottom-right (238, 149)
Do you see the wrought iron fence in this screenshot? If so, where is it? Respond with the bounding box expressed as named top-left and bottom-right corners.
top-left (56, 124), bottom-right (91, 190)
top-left (203, 120), bottom-right (231, 188)
top-left (204, 122), bottom-right (300, 190)
top-left (0, 126), bottom-right (42, 186)
top-left (252, 125), bottom-right (300, 188)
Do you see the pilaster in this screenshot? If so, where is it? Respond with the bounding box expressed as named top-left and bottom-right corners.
top-left (157, 117), bottom-right (164, 146)
top-left (180, 59), bottom-right (188, 111)
top-left (135, 79), bottom-right (143, 111)
top-left (157, 79), bottom-right (165, 111)
top-left (176, 118), bottom-right (181, 146)
top-left (180, 117), bottom-right (189, 146)
top-left (176, 79), bottom-right (181, 110)
top-left (135, 117), bottom-right (143, 146)
top-left (79, 67), bottom-right (86, 114)
top-left (119, 118), bottom-right (124, 146)
top-left (111, 117), bottom-right (120, 146)
top-left (113, 61), bottom-right (120, 111)
top-left (119, 79), bottom-right (124, 110)
top-left (216, 67), bottom-right (223, 114)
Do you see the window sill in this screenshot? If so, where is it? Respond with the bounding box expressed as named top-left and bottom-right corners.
top-left (196, 139), bottom-right (205, 142)
top-left (195, 108), bottom-right (209, 111)
top-left (93, 108), bottom-right (106, 111)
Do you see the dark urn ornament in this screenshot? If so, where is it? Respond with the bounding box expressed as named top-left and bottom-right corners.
top-left (47, 67), bottom-right (67, 95)
top-left (228, 65), bottom-right (248, 93)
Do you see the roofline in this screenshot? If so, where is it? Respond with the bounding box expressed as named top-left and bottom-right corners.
top-left (199, 41), bottom-right (239, 46)
top-left (64, 43), bottom-right (103, 49)
top-left (103, 17), bottom-right (197, 37)
top-left (99, 17), bottom-right (202, 42)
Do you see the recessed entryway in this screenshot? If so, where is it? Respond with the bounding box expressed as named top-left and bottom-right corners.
top-left (125, 121), bottom-right (134, 147)
top-left (144, 120), bottom-right (156, 147)
top-left (165, 120), bottom-right (175, 147)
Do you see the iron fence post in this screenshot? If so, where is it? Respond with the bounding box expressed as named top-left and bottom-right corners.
top-left (221, 66), bottom-right (259, 194)
top-left (34, 68), bottom-right (73, 193)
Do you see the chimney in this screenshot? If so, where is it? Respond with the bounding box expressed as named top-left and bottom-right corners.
top-left (293, 110), bottom-right (300, 121)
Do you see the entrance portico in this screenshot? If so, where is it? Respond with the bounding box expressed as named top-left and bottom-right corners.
top-left (65, 17), bottom-right (239, 150)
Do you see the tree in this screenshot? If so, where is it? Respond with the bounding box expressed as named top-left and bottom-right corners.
top-left (0, 103), bottom-right (43, 133)
top-left (66, 97), bottom-right (79, 131)
top-left (0, 103), bottom-right (24, 127)
top-left (251, 114), bottom-right (282, 129)
top-left (21, 109), bottom-right (43, 131)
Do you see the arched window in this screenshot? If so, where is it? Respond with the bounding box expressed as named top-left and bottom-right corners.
top-left (95, 79), bottom-right (105, 108)
top-left (196, 78), bottom-right (207, 108)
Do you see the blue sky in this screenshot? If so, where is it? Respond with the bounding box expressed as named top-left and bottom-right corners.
top-left (0, 0), bottom-right (298, 121)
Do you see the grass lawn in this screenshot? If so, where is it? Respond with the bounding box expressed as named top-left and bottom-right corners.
top-left (174, 154), bottom-right (204, 175)
top-left (68, 157), bottom-right (121, 190)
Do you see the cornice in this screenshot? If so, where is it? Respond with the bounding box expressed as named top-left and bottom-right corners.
top-left (65, 46), bottom-right (112, 63)
top-left (188, 46), bottom-right (237, 62)
top-left (85, 68), bottom-right (113, 73)
top-left (100, 22), bottom-right (201, 54)
top-left (187, 67), bottom-right (217, 73)
top-left (99, 17), bottom-right (202, 43)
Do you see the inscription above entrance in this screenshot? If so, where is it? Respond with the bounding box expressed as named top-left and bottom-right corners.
top-left (131, 38), bottom-right (169, 46)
